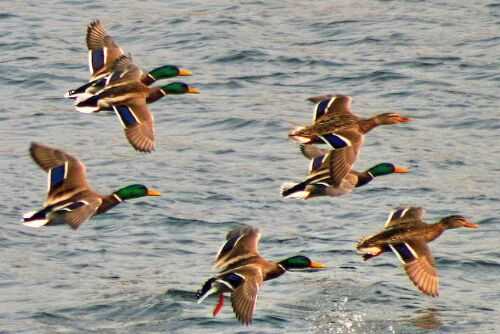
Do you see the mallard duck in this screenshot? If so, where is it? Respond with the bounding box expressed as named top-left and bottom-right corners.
top-left (75, 57), bottom-right (199, 112)
top-left (22, 143), bottom-right (160, 230)
top-left (281, 144), bottom-right (409, 199)
top-left (196, 226), bottom-right (326, 325)
top-left (289, 95), bottom-right (412, 144)
top-left (356, 207), bottom-right (478, 297)
top-left (74, 56), bottom-right (199, 152)
top-left (65, 63), bottom-right (192, 99)
top-left (65, 19), bottom-right (193, 99)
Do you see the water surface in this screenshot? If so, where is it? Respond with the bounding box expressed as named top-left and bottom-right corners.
top-left (1, 1), bottom-right (499, 333)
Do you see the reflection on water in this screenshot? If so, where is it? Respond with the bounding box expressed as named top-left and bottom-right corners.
top-left (408, 308), bottom-right (442, 331)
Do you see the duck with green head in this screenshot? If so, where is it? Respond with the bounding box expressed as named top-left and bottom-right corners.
top-left (281, 144), bottom-right (409, 199)
top-left (65, 20), bottom-right (193, 99)
top-left (74, 56), bottom-right (199, 152)
top-left (196, 225), bottom-right (326, 325)
top-left (22, 143), bottom-right (160, 230)
top-left (65, 63), bottom-right (193, 99)
top-left (75, 55), bottom-right (199, 113)
top-left (357, 207), bottom-right (478, 297)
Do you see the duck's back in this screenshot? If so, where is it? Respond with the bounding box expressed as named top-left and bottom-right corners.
top-left (361, 223), bottom-right (429, 246)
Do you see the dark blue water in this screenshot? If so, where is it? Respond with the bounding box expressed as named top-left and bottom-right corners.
top-left (1, 1), bottom-right (499, 333)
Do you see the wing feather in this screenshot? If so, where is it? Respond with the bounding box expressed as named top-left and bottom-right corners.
top-left (402, 239), bottom-right (439, 297)
top-left (85, 20), bottom-right (124, 79)
top-left (384, 207), bottom-right (426, 229)
top-left (50, 198), bottom-right (102, 230)
top-left (229, 265), bottom-right (263, 325)
top-left (30, 143), bottom-right (91, 203)
top-left (113, 101), bottom-right (155, 152)
top-left (106, 55), bottom-right (142, 85)
top-left (214, 226), bottom-right (261, 271)
top-left (86, 20), bottom-right (107, 50)
top-left (322, 128), bottom-right (362, 187)
top-left (299, 144), bottom-right (328, 160)
top-left (306, 95), bottom-right (355, 121)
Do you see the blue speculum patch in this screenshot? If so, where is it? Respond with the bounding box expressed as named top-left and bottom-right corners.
top-left (311, 156), bottom-right (324, 172)
top-left (91, 49), bottom-right (105, 73)
top-left (314, 99), bottom-right (330, 121)
top-left (50, 164), bottom-right (66, 191)
top-left (222, 273), bottom-right (244, 289)
top-left (392, 243), bottom-right (416, 263)
top-left (393, 208), bottom-right (405, 219)
top-left (320, 134), bottom-right (349, 149)
top-left (115, 105), bottom-right (138, 127)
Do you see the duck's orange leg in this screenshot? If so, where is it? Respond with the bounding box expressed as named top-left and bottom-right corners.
top-left (212, 294), bottom-right (224, 317)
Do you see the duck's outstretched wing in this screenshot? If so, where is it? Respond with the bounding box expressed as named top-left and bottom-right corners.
top-left (86, 20), bottom-right (124, 79)
top-left (307, 95), bottom-right (356, 122)
top-left (214, 225), bottom-right (261, 271)
top-left (49, 197), bottom-right (102, 230)
top-left (327, 148), bottom-right (354, 187)
top-left (323, 128), bottom-right (362, 186)
top-left (29, 143), bottom-right (91, 205)
top-left (300, 144), bottom-right (328, 160)
top-left (113, 99), bottom-right (155, 153)
top-left (229, 264), bottom-right (263, 325)
top-left (304, 127), bottom-right (362, 176)
top-left (384, 207), bottom-right (426, 229)
top-left (389, 239), bottom-right (439, 297)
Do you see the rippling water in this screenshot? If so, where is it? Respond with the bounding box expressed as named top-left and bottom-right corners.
top-left (1, 1), bottom-right (500, 333)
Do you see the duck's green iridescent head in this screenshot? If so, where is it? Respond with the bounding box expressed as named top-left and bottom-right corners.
top-left (159, 82), bottom-right (200, 95)
top-left (148, 65), bottom-right (192, 80)
top-left (279, 255), bottom-right (326, 270)
top-left (368, 163), bottom-right (409, 177)
top-left (114, 184), bottom-right (161, 201)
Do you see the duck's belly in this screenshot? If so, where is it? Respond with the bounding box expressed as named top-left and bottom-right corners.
top-left (325, 179), bottom-right (355, 196)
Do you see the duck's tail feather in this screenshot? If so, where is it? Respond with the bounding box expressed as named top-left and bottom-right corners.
top-left (196, 277), bottom-right (218, 304)
top-left (65, 77), bottom-right (106, 99)
top-left (65, 82), bottom-right (95, 99)
top-left (74, 93), bottom-right (100, 113)
top-left (22, 208), bottom-right (50, 228)
top-left (280, 181), bottom-right (309, 199)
